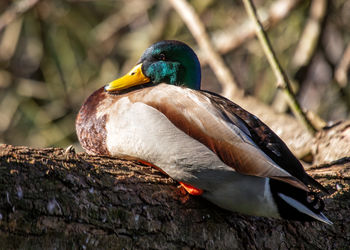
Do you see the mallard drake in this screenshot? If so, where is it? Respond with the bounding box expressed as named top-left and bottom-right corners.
top-left (76, 40), bottom-right (331, 224)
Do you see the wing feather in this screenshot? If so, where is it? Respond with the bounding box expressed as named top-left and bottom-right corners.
top-left (200, 90), bottom-right (328, 193)
top-left (130, 84), bottom-right (307, 190)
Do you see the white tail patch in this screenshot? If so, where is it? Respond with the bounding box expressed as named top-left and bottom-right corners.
top-left (278, 193), bottom-right (333, 225)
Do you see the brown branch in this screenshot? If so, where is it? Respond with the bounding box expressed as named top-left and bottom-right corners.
top-left (335, 43), bottom-right (350, 88)
top-left (168, 0), bottom-right (243, 98)
top-left (0, 144), bottom-right (349, 248)
top-left (91, 0), bottom-right (154, 44)
top-left (292, 0), bottom-right (327, 69)
top-left (310, 157), bottom-right (350, 170)
top-left (273, 0), bottom-right (328, 115)
top-left (0, 0), bottom-right (40, 33)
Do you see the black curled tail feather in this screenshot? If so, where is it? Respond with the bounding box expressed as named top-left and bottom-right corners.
top-left (306, 192), bottom-right (325, 212)
top-left (270, 179), bottom-right (331, 224)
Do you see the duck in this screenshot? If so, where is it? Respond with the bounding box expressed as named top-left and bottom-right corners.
top-left (76, 40), bottom-right (332, 224)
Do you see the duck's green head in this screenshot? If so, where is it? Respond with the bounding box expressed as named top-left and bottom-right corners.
top-left (105, 40), bottom-right (201, 91)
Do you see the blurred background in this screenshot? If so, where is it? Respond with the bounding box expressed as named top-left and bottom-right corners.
top-left (0, 0), bottom-right (349, 150)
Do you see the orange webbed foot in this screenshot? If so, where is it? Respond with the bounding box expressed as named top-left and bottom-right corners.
top-left (179, 182), bottom-right (203, 196)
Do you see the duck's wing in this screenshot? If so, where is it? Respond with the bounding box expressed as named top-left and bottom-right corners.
top-left (136, 85), bottom-right (309, 191)
top-left (200, 90), bottom-right (327, 193)
top-left (200, 91), bottom-right (306, 177)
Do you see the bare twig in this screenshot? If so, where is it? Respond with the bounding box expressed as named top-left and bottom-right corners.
top-left (310, 157), bottom-right (350, 170)
top-left (292, 0), bottom-right (327, 68)
top-left (168, 0), bottom-right (243, 98)
top-left (242, 0), bottom-right (317, 134)
top-left (0, 0), bottom-right (40, 33)
top-left (335, 43), bottom-right (350, 88)
top-left (273, 0), bottom-right (328, 114)
top-left (91, 0), bottom-right (153, 44)
top-left (0, 91), bottom-right (20, 133)
top-left (0, 17), bottom-right (23, 62)
top-left (199, 0), bottom-right (302, 65)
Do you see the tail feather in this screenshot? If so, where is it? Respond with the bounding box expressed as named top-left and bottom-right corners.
top-left (278, 193), bottom-right (332, 225)
top-left (270, 179), bottom-right (332, 224)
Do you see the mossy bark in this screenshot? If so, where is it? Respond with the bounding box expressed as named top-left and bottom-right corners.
top-left (0, 125), bottom-right (349, 250)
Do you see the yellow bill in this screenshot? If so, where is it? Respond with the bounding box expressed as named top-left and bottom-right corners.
top-left (105, 63), bottom-right (150, 92)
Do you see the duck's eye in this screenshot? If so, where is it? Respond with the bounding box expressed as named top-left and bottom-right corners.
top-left (159, 53), bottom-right (166, 61)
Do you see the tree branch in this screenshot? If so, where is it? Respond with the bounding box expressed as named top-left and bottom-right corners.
top-left (335, 42), bottom-right (350, 88)
top-left (0, 142), bottom-right (349, 248)
top-left (273, 0), bottom-right (328, 115)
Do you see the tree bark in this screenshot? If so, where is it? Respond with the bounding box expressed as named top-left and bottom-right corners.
top-left (0, 126), bottom-right (349, 250)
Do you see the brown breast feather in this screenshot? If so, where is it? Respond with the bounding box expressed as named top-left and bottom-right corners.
top-left (76, 87), bottom-right (110, 155)
top-left (75, 85), bottom-right (154, 156)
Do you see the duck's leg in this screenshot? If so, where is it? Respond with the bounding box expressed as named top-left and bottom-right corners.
top-left (179, 182), bottom-right (203, 196)
top-left (138, 160), bottom-right (203, 195)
